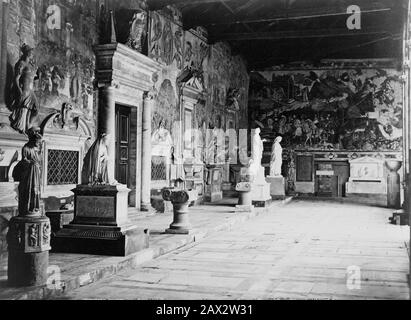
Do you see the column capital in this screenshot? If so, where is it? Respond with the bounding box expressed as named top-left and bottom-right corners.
top-left (143, 90), bottom-right (156, 102)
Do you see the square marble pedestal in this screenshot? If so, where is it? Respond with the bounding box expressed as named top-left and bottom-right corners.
top-left (266, 176), bottom-right (286, 200)
top-left (249, 167), bottom-right (272, 207)
top-left (52, 185), bottom-right (149, 256)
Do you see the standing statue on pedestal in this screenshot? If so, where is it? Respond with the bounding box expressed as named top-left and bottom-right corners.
top-left (12, 128), bottom-right (42, 216)
top-left (249, 127), bottom-right (264, 177)
top-left (270, 136), bottom-right (283, 177)
top-left (81, 133), bottom-right (111, 185)
top-left (8, 44), bottom-right (39, 135)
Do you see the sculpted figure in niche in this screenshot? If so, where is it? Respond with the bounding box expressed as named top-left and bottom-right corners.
top-left (270, 136), bottom-right (283, 177)
top-left (9, 44), bottom-right (39, 135)
top-left (12, 128), bottom-right (42, 216)
top-left (82, 133), bottom-right (111, 185)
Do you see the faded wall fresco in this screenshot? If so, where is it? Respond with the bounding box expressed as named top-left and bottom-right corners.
top-left (148, 7), bottom-right (249, 148)
top-left (4, 0), bottom-right (98, 122)
top-left (249, 68), bottom-right (403, 152)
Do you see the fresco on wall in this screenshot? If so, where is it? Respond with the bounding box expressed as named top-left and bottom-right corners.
top-left (152, 79), bottom-right (178, 139)
top-left (148, 10), bottom-right (184, 70)
top-left (5, 0), bottom-right (97, 125)
top-left (249, 68), bottom-right (403, 152)
top-left (205, 43), bottom-right (249, 128)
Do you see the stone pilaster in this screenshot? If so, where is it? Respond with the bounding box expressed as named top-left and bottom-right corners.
top-left (141, 91), bottom-right (154, 211)
top-left (98, 85), bottom-right (116, 185)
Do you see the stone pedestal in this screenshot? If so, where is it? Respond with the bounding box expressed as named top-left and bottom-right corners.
top-left (205, 165), bottom-right (223, 203)
top-left (162, 188), bottom-right (197, 234)
top-left (7, 215), bottom-right (51, 287)
top-left (266, 176), bottom-right (286, 200)
top-left (235, 182), bottom-right (254, 212)
top-left (250, 166), bottom-right (271, 207)
top-left (52, 185), bottom-right (149, 256)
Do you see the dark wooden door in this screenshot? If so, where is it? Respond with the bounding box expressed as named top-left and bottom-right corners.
top-left (115, 105), bottom-right (131, 185)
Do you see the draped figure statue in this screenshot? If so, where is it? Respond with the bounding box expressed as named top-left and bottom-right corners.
top-left (81, 134), bottom-right (110, 185)
top-left (249, 127), bottom-right (264, 177)
top-left (12, 128), bottom-right (42, 216)
top-left (270, 136), bottom-right (283, 177)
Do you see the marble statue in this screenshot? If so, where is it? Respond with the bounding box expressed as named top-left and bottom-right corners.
top-left (81, 134), bottom-right (111, 185)
top-left (12, 128), bottom-right (42, 216)
top-left (8, 44), bottom-right (39, 135)
top-left (270, 136), bottom-right (283, 177)
top-left (249, 127), bottom-right (264, 176)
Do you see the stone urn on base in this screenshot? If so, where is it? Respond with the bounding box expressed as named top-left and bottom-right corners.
top-left (385, 159), bottom-right (402, 209)
top-left (162, 188), bottom-right (198, 234)
top-left (235, 166), bottom-right (254, 212)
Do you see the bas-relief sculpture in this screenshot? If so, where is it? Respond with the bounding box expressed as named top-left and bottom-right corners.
top-left (12, 128), bottom-right (43, 216)
top-left (8, 45), bottom-right (39, 134)
top-left (270, 136), bottom-right (283, 177)
top-left (249, 68), bottom-right (403, 152)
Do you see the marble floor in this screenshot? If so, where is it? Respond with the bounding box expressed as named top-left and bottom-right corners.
top-left (60, 200), bottom-right (410, 300)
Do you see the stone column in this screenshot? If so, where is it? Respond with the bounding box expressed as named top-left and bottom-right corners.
top-left (141, 91), bottom-right (154, 211)
top-left (0, 0), bottom-right (9, 105)
top-left (386, 160), bottom-right (402, 209)
top-left (98, 85), bottom-right (116, 184)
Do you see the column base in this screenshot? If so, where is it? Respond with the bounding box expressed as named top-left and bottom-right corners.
top-left (52, 224), bottom-right (149, 257)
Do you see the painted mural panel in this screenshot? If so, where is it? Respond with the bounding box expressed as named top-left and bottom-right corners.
top-left (148, 8), bottom-right (183, 70)
top-left (5, 0), bottom-right (98, 121)
top-left (249, 68), bottom-right (403, 152)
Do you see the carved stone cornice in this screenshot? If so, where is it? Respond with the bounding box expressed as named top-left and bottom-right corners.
top-left (94, 43), bottom-right (162, 94)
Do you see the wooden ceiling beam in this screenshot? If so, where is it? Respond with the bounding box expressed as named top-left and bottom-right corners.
top-left (209, 28), bottom-right (399, 42)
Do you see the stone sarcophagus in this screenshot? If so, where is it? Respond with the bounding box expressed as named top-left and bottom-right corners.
top-left (346, 156), bottom-right (387, 206)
